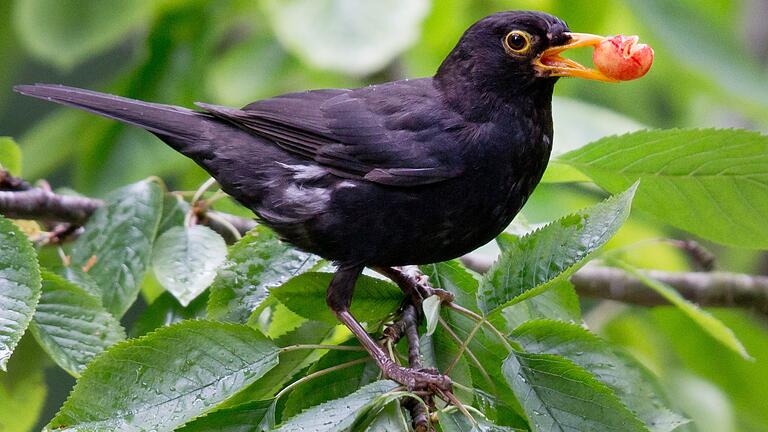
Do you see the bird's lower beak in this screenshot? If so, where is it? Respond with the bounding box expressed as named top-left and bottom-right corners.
top-left (533, 32), bottom-right (618, 82)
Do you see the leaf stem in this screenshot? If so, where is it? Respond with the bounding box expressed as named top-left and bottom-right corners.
top-left (280, 344), bottom-right (367, 353)
top-left (444, 302), bottom-right (515, 352)
top-left (205, 211), bottom-right (242, 241)
top-left (273, 357), bottom-right (369, 402)
top-left (438, 317), bottom-right (495, 393)
top-left (444, 318), bottom-right (483, 375)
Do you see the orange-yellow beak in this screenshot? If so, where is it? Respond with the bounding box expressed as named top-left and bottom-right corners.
top-left (533, 32), bottom-right (618, 82)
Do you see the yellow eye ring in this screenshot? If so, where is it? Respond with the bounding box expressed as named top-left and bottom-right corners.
top-left (503, 30), bottom-right (532, 55)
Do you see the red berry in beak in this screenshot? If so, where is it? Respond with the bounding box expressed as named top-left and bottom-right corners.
top-left (593, 35), bottom-right (654, 81)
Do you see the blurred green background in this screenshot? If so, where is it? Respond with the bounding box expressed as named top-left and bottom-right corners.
top-left (1, 0), bottom-right (767, 431)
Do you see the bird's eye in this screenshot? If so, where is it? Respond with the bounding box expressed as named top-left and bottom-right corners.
top-left (503, 30), bottom-right (532, 55)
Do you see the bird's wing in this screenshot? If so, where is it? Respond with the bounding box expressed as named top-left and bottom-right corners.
top-left (195, 79), bottom-right (464, 186)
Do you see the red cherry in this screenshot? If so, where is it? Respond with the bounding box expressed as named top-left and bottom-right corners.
top-left (593, 35), bottom-right (654, 81)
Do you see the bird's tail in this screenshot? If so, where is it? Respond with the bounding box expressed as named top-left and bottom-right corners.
top-left (13, 84), bottom-right (215, 155)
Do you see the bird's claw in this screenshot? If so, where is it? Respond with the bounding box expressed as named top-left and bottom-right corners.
top-left (384, 364), bottom-right (453, 393)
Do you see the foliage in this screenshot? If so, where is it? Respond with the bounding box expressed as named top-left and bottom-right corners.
top-left (1, 0), bottom-right (768, 431)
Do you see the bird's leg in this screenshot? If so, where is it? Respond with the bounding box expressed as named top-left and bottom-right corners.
top-left (327, 265), bottom-right (452, 393)
top-left (373, 266), bottom-right (454, 307)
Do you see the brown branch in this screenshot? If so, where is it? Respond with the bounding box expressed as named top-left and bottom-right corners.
top-left (0, 189), bottom-right (103, 224)
top-left (460, 254), bottom-right (768, 314)
top-left (0, 176), bottom-right (257, 240)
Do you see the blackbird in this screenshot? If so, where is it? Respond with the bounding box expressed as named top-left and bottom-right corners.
top-left (16, 11), bottom-right (622, 391)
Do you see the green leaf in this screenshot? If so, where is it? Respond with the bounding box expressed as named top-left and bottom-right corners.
top-left (438, 409), bottom-right (524, 431)
top-left (495, 279), bottom-right (581, 332)
top-left (512, 320), bottom-right (688, 432)
top-left (364, 400), bottom-right (410, 432)
top-left (175, 399), bottom-right (272, 432)
top-left (559, 129), bottom-right (768, 249)
top-left (29, 271), bottom-right (126, 377)
top-left (208, 226), bottom-right (319, 322)
top-left (157, 193), bottom-right (190, 235)
top-left (272, 272), bottom-right (402, 325)
top-left (13, 0), bottom-right (154, 69)
top-left (275, 380), bottom-right (398, 432)
top-left (502, 351), bottom-right (648, 432)
top-left (261, 0), bottom-right (429, 75)
top-left (477, 184), bottom-right (637, 315)
top-left (422, 295), bottom-right (441, 336)
top-left (613, 260), bottom-right (751, 360)
top-left (283, 341), bottom-right (376, 418)
top-left (0, 137), bottom-right (22, 176)
top-left (0, 337), bottom-right (48, 432)
top-left (69, 179), bottom-right (163, 317)
top-left (152, 225), bottom-right (227, 306)
top-left (229, 319), bottom-right (337, 406)
top-left (0, 215), bottom-right (41, 370)
top-left (45, 321), bottom-right (279, 431)
top-left (58, 266), bottom-right (102, 299)
top-left (129, 291), bottom-right (208, 338)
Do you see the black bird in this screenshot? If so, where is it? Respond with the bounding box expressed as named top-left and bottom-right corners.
top-left (16, 11), bottom-right (619, 390)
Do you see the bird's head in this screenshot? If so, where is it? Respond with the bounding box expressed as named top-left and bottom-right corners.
top-left (436, 11), bottom-right (637, 103)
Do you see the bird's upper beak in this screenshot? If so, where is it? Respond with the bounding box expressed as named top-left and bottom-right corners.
top-left (533, 32), bottom-right (618, 82)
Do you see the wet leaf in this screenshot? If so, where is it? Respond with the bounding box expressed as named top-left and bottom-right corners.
top-left (363, 400), bottom-right (409, 431)
top-left (176, 399), bottom-right (272, 432)
top-left (30, 271), bottom-right (126, 377)
top-left (208, 226), bottom-right (319, 323)
top-left (152, 225), bottom-right (227, 306)
top-left (275, 380), bottom-right (398, 432)
top-left (502, 351), bottom-right (648, 432)
top-left (559, 129), bottom-right (768, 249)
top-left (438, 409), bottom-right (524, 431)
top-left (477, 184), bottom-right (637, 315)
top-left (69, 179), bottom-right (163, 317)
top-left (45, 321), bottom-right (278, 431)
top-left (512, 320), bottom-right (688, 432)
top-left (0, 215), bottom-right (41, 370)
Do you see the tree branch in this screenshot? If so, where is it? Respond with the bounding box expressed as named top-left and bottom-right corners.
top-left (460, 254), bottom-right (768, 314)
top-left (0, 189), bottom-right (102, 224)
top-left (0, 175), bottom-right (257, 239)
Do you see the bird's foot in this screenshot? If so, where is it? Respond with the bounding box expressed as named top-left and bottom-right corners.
top-left (384, 363), bottom-right (453, 393)
top-left (374, 266), bottom-right (455, 305)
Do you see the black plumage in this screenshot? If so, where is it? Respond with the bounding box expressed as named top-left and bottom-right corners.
top-left (16, 11), bottom-right (590, 390)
